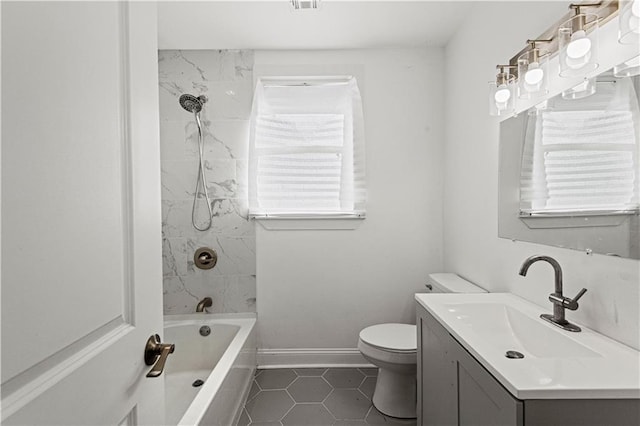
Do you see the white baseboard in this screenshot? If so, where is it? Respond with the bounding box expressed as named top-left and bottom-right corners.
top-left (257, 348), bottom-right (374, 369)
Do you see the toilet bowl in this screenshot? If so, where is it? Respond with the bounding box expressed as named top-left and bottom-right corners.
top-left (358, 323), bottom-right (416, 418)
top-left (358, 273), bottom-right (487, 419)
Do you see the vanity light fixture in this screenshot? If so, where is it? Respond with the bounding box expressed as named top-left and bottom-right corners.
top-left (518, 39), bottom-right (552, 99)
top-left (487, 1), bottom-right (621, 116)
top-left (618, 0), bottom-right (640, 43)
top-left (559, 3), bottom-right (601, 77)
top-left (290, 0), bottom-right (321, 10)
top-left (489, 65), bottom-right (517, 116)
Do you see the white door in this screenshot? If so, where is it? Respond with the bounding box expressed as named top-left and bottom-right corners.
top-left (1, 2), bottom-right (166, 424)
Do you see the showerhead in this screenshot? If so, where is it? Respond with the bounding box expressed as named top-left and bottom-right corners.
top-left (179, 94), bottom-right (207, 113)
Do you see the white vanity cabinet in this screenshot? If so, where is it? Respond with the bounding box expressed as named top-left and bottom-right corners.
top-left (417, 304), bottom-right (640, 426)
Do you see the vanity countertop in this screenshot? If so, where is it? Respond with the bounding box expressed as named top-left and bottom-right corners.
top-left (415, 292), bottom-right (640, 400)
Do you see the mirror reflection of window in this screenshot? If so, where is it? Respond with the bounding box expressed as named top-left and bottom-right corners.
top-left (519, 76), bottom-right (640, 216)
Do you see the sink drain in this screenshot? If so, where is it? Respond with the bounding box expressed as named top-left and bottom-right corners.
top-left (192, 379), bottom-right (204, 387)
top-left (199, 326), bottom-right (211, 336)
top-left (505, 350), bottom-right (524, 359)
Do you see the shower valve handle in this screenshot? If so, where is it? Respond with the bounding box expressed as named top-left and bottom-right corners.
top-left (144, 334), bottom-right (175, 378)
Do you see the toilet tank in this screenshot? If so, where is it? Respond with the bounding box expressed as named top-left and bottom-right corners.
top-left (425, 273), bottom-right (487, 294)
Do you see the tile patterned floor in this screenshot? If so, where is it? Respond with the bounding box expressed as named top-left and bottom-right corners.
top-left (238, 368), bottom-right (417, 426)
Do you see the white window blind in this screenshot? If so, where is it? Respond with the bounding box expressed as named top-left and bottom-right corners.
top-left (248, 77), bottom-right (366, 217)
top-left (520, 78), bottom-right (640, 215)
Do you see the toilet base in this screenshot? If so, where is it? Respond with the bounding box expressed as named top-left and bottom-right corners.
top-left (371, 368), bottom-right (417, 419)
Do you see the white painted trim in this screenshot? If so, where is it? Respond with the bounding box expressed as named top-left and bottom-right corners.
top-left (117, 1), bottom-right (135, 327)
top-left (0, 3), bottom-right (4, 416)
top-left (255, 217), bottom-right (364, 231)
top-left (257, 348), bottom-right (374, 369)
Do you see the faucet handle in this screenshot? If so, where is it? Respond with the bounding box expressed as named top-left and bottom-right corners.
top-left (144, 334), bottom-right (175, 378)
top-left (566, 288), bottom-right (588, 310)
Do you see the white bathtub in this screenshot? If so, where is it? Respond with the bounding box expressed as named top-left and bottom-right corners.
top-left (162, 313), bottom-right (256, 426)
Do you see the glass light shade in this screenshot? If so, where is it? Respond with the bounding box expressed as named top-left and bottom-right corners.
top-left (518, 50), bottom-right (549, 99)
top-left (619, 0), bottom-right (640, 44)
top-left (614, 54), bottom-right (640, 77)
top-left (562, 77), bottom-right (596, 100)
top-left (489, 78), bottom-right (516, 116)
top-left (558, 14), bottom-right (599, 77)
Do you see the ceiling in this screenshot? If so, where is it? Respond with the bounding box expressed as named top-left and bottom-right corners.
top-left (157, 1), bottom-right (472, 50)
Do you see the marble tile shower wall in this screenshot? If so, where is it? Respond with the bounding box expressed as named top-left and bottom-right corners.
top-left (158, 50), bottom-right (256, 314)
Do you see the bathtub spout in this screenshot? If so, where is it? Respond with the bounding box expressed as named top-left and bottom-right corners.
top-left (196, 297), bottom-right (213, 313)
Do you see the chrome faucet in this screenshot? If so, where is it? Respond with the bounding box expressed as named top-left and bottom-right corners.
top-left (518, 255), bottom-right (588, 332)
top-left (196, 297), bottom-right (213, 313)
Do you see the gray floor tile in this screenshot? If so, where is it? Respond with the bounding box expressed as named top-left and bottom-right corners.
top-left (238, 408), bottom-right (250, 426)
top-left (244, 369), bottom-right (414, 426)
top-left (324, 389), bottom-right (372, 420)
top-left (288, 377), bottom-right (333, 402)
top-left (248, 380), bottom-right (261, 401)
top-left (295, 368), bottom-right (328, 376)
top-left (323, 368), bottom-right (365, 389)
top-left (365, 407), bottom-right (416, 425)
top-left (358, 368), bottom-right (378, 377)
top-left (358, 377), bottom-right (376, 400)
top-left (256, 369), bottom-right (298, 390)
top-left (282, 404), bottom-right (335, 426)
top-left (245, 390), bottom-right (295, 423)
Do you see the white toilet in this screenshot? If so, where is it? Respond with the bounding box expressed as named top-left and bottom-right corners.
top-left (358, 273), bottom-right (486, 418)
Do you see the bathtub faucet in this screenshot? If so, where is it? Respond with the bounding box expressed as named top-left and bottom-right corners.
top-left (196, 297), bottom-right (213, 313)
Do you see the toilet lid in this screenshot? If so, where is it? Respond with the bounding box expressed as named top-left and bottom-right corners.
top-left (359, 323), bottom-right (416, 352)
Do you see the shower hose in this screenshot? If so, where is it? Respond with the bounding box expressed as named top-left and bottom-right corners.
top-left (191, 111), bottom-right (213, 231)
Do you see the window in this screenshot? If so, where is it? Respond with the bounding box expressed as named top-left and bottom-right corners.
top-left (248, 77), bottom-right (365, 218)
top-left (519, 78), bottom-right (640, 216)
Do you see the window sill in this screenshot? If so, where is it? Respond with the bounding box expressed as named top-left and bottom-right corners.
top-left (519, 210), bottom-right (636, 229)
top-left (251, 214), bottom-right (365, 230)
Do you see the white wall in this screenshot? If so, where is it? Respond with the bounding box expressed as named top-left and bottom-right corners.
top-left (254, 49), bottom-right (445, 356)
top-left (444, 2), bottom-right (640, 350)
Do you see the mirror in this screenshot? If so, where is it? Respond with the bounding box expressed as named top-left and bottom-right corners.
top-left (499, 68), bottom-right (640, 259)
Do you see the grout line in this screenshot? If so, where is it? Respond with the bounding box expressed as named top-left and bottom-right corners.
top-left (322, 400), bottom-right (339, 421)
top-left (320, 375), bottom-right (333, 388)
top-left (254, 379), bottom-right (263, 391)
top-left (364, 405), bottom-right (374, 420)
top-left (289, 376), bottom-right (301, 389)
top-left (243, 407), bottom-right (253, 425)
top-left (278, 395), bottom-right (298, 422)
top-left (321, 386), bottom-right (336, 404)
top-left (284, 388), bottom-right (295, 400)
top-left (356, 387), bottom-right (372, 402)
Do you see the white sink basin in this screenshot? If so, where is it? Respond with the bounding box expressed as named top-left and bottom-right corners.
top-left (415, 293), bottom-right (640, 399)
top-left (443, 302), bottom-right (599, 358)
